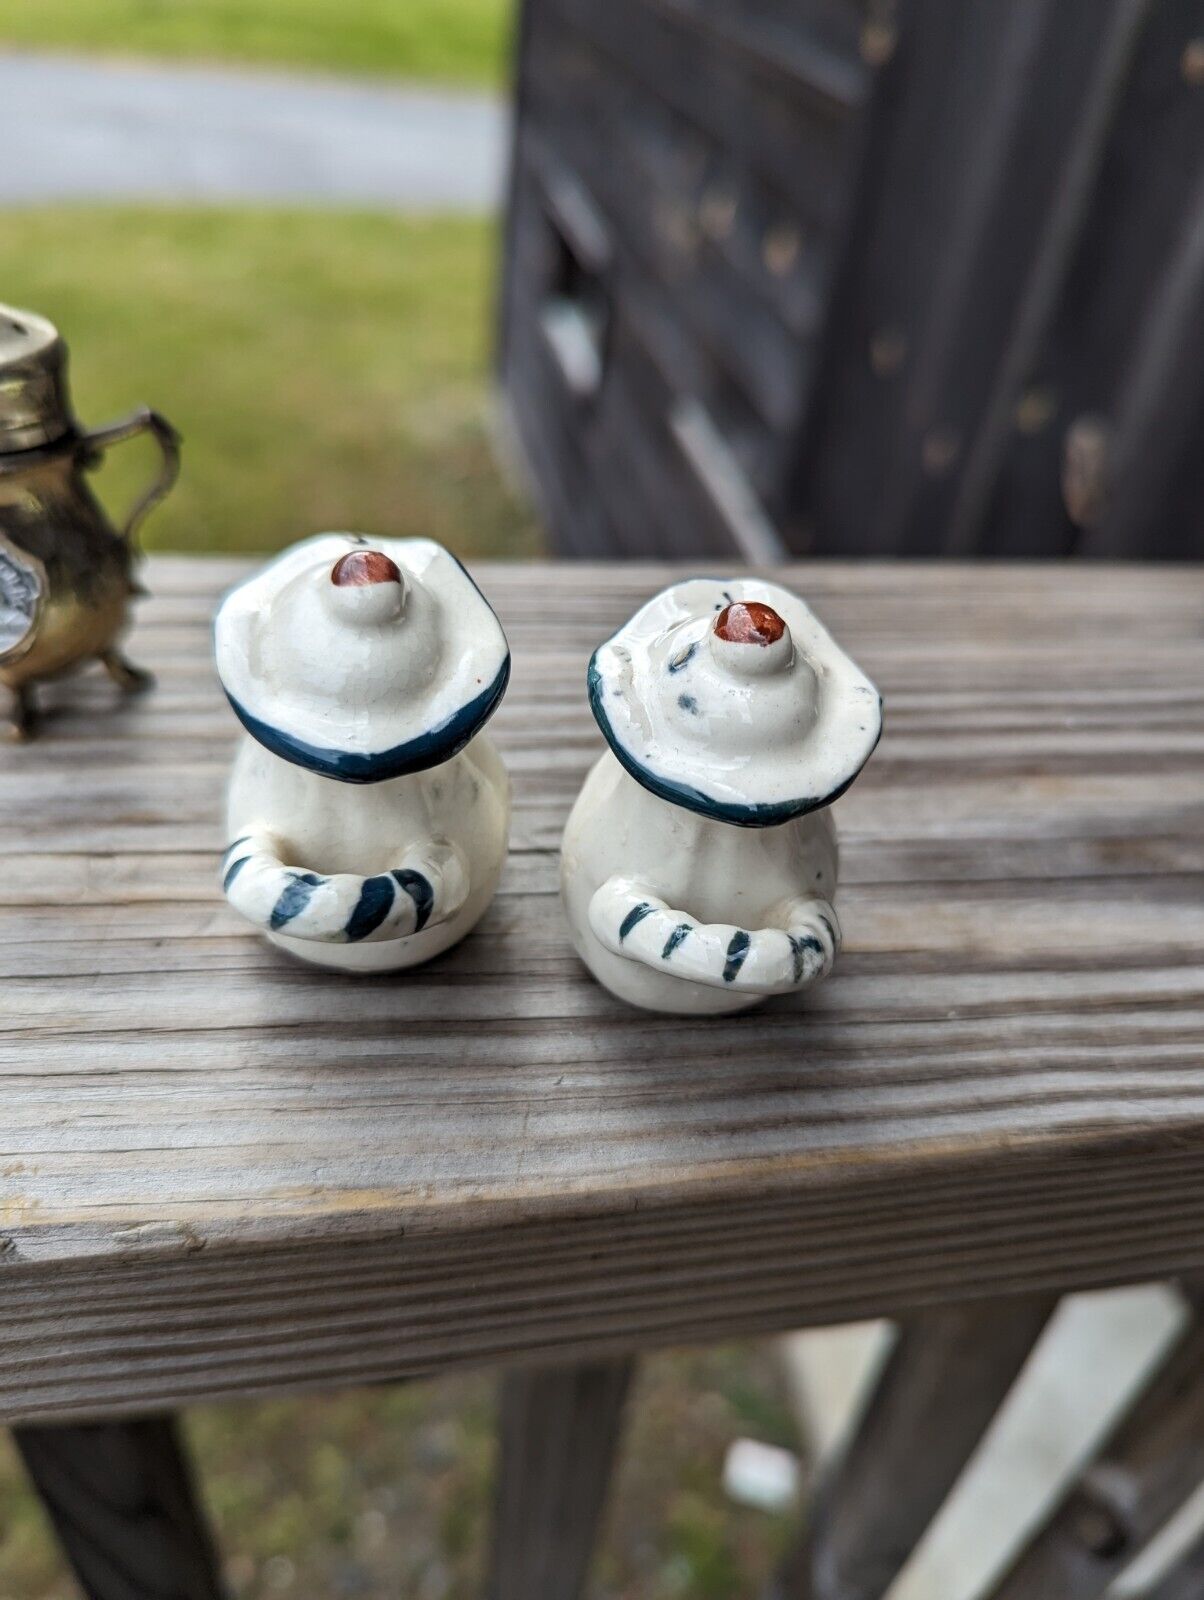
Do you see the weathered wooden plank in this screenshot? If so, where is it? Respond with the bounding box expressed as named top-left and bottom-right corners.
top-left (945, 0), bottom-right (1151, 552)
top-left (552, 0), bottom-right (864, 224)
top-left (0, 558), bottom-right (1199, 1424)
top-left (773, 1297), bottom-right (1055, 1600)
top-left (3, 1145), bottom-right (1204, 1426)
top-left (13, 1416), bottom-right (223, 1599)
top-left (789, 0), bottom-right (1194, 558)
top-left (985, 1293), bottom-right (1204, 1598)
top-left (502, 0), bottom-right (871, 555)
top-left (1087, 161), bottom-right (1204, 560)
top-left (523, 39), bottom-right (811, 432)
top-left (985, 0), bottom-right (1204, 559)
top-left (500, 156), bottom-right (619, 558)
top-left (491, 1357), bottom-right (633, 1600)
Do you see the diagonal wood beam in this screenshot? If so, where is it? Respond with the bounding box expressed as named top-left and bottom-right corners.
top-left (774, 1296), bottom-right (1056, 1600)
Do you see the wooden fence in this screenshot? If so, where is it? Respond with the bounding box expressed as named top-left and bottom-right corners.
top-left (500, 0), bottom-right (1204, 559)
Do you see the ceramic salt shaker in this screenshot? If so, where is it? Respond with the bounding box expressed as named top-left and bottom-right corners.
top-left (215, 534), bottom-right (510, 972)
top-left (561, 580), bottom-right (881, 1015)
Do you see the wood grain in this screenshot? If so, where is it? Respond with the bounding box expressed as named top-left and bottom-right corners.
top-left (0, 559), bottom-right (1201, 1423)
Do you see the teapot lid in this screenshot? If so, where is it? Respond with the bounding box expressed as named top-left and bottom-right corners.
top-left (0, 305), bottom-right (75, 453)
top-left (588, 578), bottom-right (881, 827)
top-left (215, 533), bottom-right (510, 783)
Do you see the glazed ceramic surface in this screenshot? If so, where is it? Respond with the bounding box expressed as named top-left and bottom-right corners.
top-left (561, 578), bottom-right (881, 1014)
top-left (216, 533), bottom-right (510, 972)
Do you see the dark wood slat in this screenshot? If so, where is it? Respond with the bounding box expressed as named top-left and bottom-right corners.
top-left (644, 0), bottom-right (867, 112)
top-left (797, 0), bottom-right (1153, 556)
top-left (978, 0), bottom-right (1204, 558)
top-left (509, 137), bottom-right (778, 557)
top-left (553, 0), bottom-right (864, 224)
top-left (504, 0), bottom-right (1204, 558)
top-left (501, 0), bottom-right (870, 555)
top-left (1144, 1526), bottom-right (1204, 1600)
top-left (945, 0), bottom-right (1152, 553)
top-left (491, 1358), bottom-right (633, 1600)
top-left (13, 1416), bottom-right (223, 1600)
top-left (1085, 162), bottom-right (1204, 558)
top-left (985, 1292), bottom-right (1204, 1599)
top-left (773, 1296), bottom-right (1055, 1600)
top-left (523, 59), bottom-right (809, 433)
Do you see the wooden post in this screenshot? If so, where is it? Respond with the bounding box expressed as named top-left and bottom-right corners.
top-left (13, 1416), bottom-right (224, 1600)
top-left (490, 1357), bottom-right (633, 1600)
top-left (773, 1297), bottom-right (1056, 1600)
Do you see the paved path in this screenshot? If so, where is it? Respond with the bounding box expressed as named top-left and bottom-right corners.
top-left (0, 52), bottom-right (505, 211)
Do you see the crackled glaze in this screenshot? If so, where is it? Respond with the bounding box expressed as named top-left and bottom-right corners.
top-left (215, 533), bottom-right (510, 972)
top-left (561, 578), bottom-right (881, 1014)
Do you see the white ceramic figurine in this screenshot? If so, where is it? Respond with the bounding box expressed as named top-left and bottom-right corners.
top-left (561, 580), bottom-right (881, 1015)
top-left (215, 534), bottom-right (510, 973)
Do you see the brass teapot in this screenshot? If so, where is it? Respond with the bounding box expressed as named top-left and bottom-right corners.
top-left (0, 304), bottom-right (180, 739)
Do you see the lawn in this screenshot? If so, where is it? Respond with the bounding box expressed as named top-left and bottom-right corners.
top-left (0, 208), bottom-right (540, 561)
top-left (0, 1346), bottom-right (801, 1599)
top-left (0, 0), bottom-right (512, 86)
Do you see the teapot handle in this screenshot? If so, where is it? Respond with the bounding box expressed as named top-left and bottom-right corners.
top-left (221, 832), bottom-right (469, 945)
top-left (81, 407), bottom-right (182, 544)
top-left (588, 876), bottom-right (840, 996)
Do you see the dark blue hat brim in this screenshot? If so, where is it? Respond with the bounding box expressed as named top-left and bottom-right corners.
top-left (228, 652), bottom-right (510, 784)
top-left (587, 654), bottom-right (881, 828)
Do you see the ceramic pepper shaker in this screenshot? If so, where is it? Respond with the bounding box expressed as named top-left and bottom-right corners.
top-left (215, 534), bottom-right (510, 972)
top-left (561, 580), bottom-right (881, 1015)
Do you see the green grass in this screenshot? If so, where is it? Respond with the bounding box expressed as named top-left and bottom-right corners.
top-left (0, 208), bottom-right (540, 561)
top-left (0, 0), bottom-right (512, 86)
top-left (0, 1347), bottom-right (798, 1599)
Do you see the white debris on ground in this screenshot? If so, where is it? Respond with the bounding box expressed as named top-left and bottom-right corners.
top-left (722, 1437), bottom-right (802, 1513)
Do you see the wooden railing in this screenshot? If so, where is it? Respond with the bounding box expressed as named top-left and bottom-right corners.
top-left (2, 559), bottom-right (1202, 1598)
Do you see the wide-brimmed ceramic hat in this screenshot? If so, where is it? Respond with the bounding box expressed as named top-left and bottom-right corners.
top-left (215, 533), bottom-right (509, 783)
top-left (588, 578), bottom-right (881, 826)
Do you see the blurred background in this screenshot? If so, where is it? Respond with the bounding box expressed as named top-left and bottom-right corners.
top-left (0, 0), bottom-right (539, 563)
top-left (4, 0), bottom-right (1201, 573)
top-left (0, 1345), bottom-right (804, 1599)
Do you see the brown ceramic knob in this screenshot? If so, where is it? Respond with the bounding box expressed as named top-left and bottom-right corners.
top-left (331, 550), bottom-right (402, 587)
top-left (714, 600), bottom-right (786, 646)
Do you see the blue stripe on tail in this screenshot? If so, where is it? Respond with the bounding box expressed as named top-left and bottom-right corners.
top-left (392, 869), bottom-right (434, 932)
top-left (269, 872), bottom-right (324, 931)
top-left (789, 933), bottom-right (825, 982)
top-left (722, 930), bottom-right (751, 982)
top-left (223, 855), bottom-right (252, 891)
top-left (345, 875), bottom-right (396, 942)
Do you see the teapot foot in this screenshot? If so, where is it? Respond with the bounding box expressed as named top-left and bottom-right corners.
top-left (100, 649), bottom-right (154, 694)
top-left (4, 685), bottom-right (35, 742)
